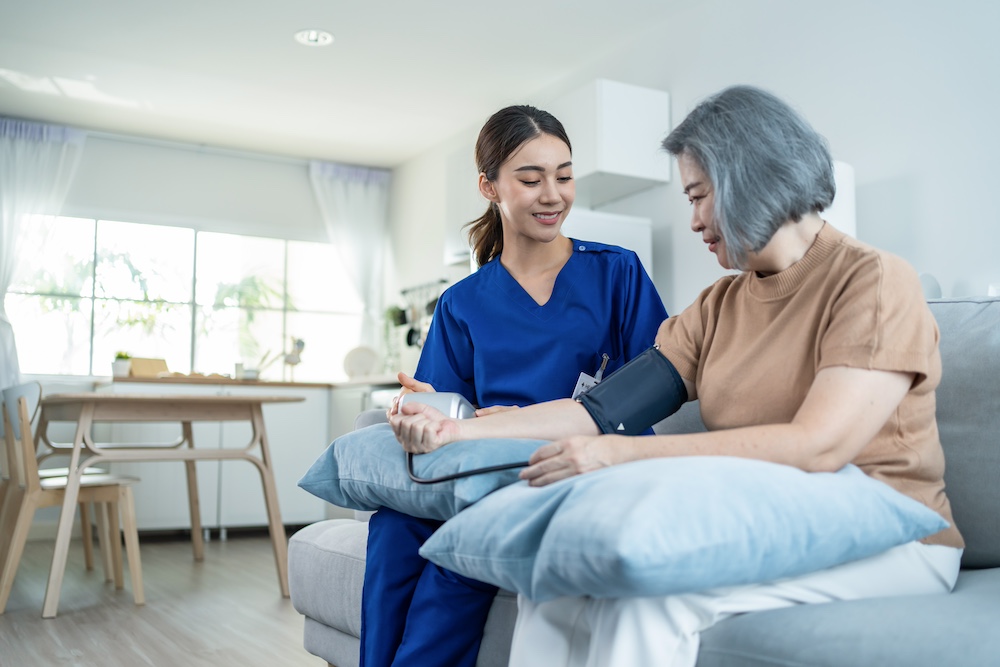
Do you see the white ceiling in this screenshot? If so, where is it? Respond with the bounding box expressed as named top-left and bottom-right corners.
top-left (0, 1), bottom-right (675, 167)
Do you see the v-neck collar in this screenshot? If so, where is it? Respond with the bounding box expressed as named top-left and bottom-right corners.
top-left (490, 244), bottom-right (579, 319)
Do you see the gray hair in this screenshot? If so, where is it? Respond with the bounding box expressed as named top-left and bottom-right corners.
top-left (662, 85), bottom-right (835, 269)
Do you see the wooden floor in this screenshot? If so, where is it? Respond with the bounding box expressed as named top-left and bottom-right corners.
top-left (0, 530), bottom-right (323, 666)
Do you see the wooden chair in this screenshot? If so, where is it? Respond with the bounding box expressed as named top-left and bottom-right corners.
top-left (0, 384), bottom-right (145, 616)
top-left (0, 383), bottom-right (114, 581)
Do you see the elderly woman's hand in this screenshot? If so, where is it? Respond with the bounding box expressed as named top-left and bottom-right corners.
top-left (519, 434), bottom-right (628, 486)
top-left (390, 400), bottom-right (462, 454)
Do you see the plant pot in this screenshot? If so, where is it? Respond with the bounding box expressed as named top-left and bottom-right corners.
top-left (112, 359), bottom-right (131, 378)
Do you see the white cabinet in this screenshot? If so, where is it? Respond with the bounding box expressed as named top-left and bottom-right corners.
top-left (216, 384), bottom-right (330, 529)
top-left (547, 79), bottom-right (671, 207)
top-left (99, 381), bottom-right (331, 531)
top-left (562, 208), bottom-right (654, 275)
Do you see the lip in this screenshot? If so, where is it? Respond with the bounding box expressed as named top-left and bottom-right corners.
top-left (533, 211), bottom-right (562, 225)
top-left (705, 236), bottom-right (720, 253)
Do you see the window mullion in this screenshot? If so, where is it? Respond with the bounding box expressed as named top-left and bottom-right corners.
top-left (87, 221), bottom-right (98, 376)
top-left (190, 233), bottom-right (199, 373)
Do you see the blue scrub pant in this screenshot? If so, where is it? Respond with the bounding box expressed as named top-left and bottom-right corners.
top-left (360, 507), bottom-right (499, 667)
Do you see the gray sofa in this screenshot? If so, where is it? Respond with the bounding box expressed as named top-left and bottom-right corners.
top-left (290, 297), bottom-right (1000, 666)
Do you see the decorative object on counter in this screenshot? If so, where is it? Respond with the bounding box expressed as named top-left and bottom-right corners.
top-left (344, 346), bottom-right (380, 379)
top-left (385, 305), bottom-right (407, 327)
top-left (284, 337), bottom-right (305, 381)
top-left (382, 307), bottom-right (404, 373)
top-left (400, 279), bottom-right (447, 349)
top-left (127, 357), bottom-right (169, 378)
top-left (243, 349), bottom-right (280, 381)
top-left (406, 327), bottom-right (421, 347)
top-left (112, 351), bottom-right (132, 378)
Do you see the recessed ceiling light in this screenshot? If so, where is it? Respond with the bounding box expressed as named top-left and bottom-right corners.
top-left (294, 29), bottom-right (334, 47)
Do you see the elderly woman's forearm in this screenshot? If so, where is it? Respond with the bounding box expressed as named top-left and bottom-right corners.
top-left (461, 398), bottom-right (599, 440)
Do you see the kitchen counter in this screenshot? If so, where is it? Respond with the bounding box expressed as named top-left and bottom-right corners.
top-left (107, 374), bottom-right (399, 389)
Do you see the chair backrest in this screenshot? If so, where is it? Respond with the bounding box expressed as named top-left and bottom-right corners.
top-left (0, 394), bottom-right (11, 485)
top-left (1, 382), bottom-right (41, 442)
top-left (1, 383), bottom-right (44, 491)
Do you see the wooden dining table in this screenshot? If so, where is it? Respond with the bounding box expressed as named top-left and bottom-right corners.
top-left (36, 392), bottom-right (303, 618)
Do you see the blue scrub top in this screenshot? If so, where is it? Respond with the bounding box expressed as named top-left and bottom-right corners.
top-left (414, 239), bottom-right (667, 408)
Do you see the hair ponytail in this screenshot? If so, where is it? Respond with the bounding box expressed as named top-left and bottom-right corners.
top-left (466, 203), bottom-right (504, 267)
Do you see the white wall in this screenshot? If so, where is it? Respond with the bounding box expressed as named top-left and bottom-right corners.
top-left (386, 0), bottom-right (1000, 314)
top-left (384, 127), bottom-right (481, 299)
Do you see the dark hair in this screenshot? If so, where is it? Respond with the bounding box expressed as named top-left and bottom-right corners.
top-left (466, 105), bottom-right (572, 267)
top-left (662, 85), bottom-right (835, 269)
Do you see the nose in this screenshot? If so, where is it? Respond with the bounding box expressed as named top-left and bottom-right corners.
top-left (539, 178), bottom-right (561, 204)
top-left (690, 209), bottom-right (704, 233)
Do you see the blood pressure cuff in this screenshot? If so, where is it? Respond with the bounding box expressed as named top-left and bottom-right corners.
top-left (578, 346), bottom-right (688, 436)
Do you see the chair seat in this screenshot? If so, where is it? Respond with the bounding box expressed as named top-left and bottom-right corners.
top-left (38, 466), bottom-right (107, 478)
top-left (39, 473), bottom-right (140, 491)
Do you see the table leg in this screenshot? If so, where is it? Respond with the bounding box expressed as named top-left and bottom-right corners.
top-left (182, 422), bottom-right (204, 561)
top-left (251, 406), bottom-right (289, 597)
top-left (42, 405), bottom-right (92, 619)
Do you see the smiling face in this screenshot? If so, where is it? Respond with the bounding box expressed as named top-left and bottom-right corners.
top-left (678, 153), bottom-right (731, 270)
top-left (480, 133), bottom-right (575, 246)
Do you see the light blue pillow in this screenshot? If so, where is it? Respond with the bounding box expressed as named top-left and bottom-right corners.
top-left (298, 423), bottom-right (545, 521)
top-left (419, 456), bottom-right (949, 601)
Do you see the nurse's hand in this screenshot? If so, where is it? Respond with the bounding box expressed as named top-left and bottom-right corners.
top-left (391, 400), bottom-right (462, 454)
top-left (387, 372), bottom-right (435, 419)
top-left (475, 404), bottom-right (520, 417)
top-left (519, 434), bottom-right (625, 486)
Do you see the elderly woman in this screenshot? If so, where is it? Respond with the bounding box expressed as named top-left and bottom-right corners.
top-left (391, 85), bottom-right (963, 667)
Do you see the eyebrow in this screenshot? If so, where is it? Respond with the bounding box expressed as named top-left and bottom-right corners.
top-left (683, 181), bottom-right (704, 195)
top-left (513, 161), bottom-right (573, 173)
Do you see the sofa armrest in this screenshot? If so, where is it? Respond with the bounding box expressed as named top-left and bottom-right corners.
top-left (355, 408), bottom-right (389, 430)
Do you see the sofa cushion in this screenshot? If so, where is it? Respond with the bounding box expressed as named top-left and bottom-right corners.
top-left (696, 568), bottom-right (1000, 667)
top-left (298, 423), bottom-right (546, 521)
top-left (928, 297), bottom-right (1000, 568)
top-left (420, 458), bottom-right (947, 602)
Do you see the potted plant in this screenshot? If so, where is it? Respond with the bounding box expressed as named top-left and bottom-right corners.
top-left (112, 351), bottom-right (132, 378)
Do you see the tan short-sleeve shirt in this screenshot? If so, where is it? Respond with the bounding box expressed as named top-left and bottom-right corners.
top-left (659, 224), bottom-right (962, 548)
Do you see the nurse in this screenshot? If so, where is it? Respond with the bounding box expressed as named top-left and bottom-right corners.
top-left (361, 104), bottom-right (668, 667)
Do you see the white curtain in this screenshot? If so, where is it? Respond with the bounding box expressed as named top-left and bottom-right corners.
top-left (309, 161), bottom-right (391, 349)
top-left (0, 118), bottom-right (86, 388)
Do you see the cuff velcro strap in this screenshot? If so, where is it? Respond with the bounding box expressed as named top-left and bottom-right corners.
top-left (578, 347), bottom-right (687, 436)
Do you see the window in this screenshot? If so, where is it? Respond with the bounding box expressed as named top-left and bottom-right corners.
top-left (8, 216), bottom-right (364, 382)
